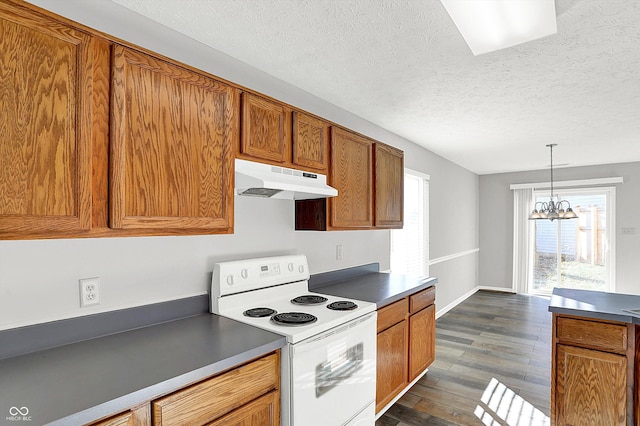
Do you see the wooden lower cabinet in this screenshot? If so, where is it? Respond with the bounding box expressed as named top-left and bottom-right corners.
top-left (376, 286), bottom-right (436, 414)
top-left (153, 352), bottom-right (279, 425)
top-left (208, 390), bottom-right (279, 426)
top-left (408, 304), bottom-right (436, 381)
top-left (554, 344), bottom-right (626, 425)
top-left (551, 315), bottom-right (633, 426)
top-left (87, 352), bottom-right (279, 426)
top-left (89, 404), bottom-right (150, 426)
top-left (376, 319), bottom-right (408, 412)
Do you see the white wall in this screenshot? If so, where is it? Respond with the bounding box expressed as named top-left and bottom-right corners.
top-left (479, 161), bottom-right (640, 294)
top-left (0, 196), bottom-right (389, 330)
top-left (1, 0), bottom-right (481, 330)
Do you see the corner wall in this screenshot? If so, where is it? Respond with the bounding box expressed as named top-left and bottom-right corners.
top-left (1, 0), bottom-right (480, 330)
top-left (479, 161), bottom-right (640, 294)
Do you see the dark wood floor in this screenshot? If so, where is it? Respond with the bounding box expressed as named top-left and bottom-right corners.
top-left (376, 290), bottom-right (552, 426)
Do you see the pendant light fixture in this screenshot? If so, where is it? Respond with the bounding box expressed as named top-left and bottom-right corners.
top-left (529, 144), bottom-right (578, 221)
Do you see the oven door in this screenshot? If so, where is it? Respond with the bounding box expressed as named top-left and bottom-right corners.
top-left (288, 312), bottom-right (377, 426)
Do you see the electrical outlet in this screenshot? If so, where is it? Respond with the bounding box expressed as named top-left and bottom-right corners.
top-left (79, 277), bottom-right (100, 307)
top-left (336, 245), bottom-right (343, 260)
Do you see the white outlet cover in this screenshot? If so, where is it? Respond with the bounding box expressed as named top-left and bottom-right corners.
top-left (79, 277), bottom-right (100, 307)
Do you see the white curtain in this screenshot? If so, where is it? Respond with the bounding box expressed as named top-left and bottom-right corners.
top-left (512, 188), bottom-right (533, 293)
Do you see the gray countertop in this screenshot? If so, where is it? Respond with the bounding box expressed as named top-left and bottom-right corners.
top-left (549, 287), bottom-right (640, 324)
top-left (0, 314), bottom-right (285, 426)
top-left (312, 271), bottom-right (438, 308)
top-left (0, 267), bottom-right (434, 425)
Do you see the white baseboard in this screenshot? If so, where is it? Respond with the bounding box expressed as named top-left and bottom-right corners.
top-left (477, 285), bottom-right (515, 293)
top-left (435, 286), bottom-right (513, 319)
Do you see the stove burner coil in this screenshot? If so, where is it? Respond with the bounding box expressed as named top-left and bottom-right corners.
top-left (327, 301), bottom-right (358, 311)
top-left (291, 295), bottom-right (328, 305)
top-left (243, 307), bottom-right (277, 318)
top-left (271, 312), bottom-right (318, 326)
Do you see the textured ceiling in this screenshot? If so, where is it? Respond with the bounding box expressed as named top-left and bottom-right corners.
top-left (111, 0), bottom-right (640, 174)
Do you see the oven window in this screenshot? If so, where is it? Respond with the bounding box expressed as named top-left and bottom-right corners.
top-left (315, 343), bottom-right (364, 398)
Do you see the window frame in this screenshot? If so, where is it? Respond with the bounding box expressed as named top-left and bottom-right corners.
top-left (390, 168), bottom-right (430, 278)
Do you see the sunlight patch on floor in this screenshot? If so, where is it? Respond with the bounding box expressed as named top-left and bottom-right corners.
top-left (474, 377), bottom-right (550, 426)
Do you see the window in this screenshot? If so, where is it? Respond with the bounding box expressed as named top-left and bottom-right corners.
top-left (529, 187), bottom-right (616, 294)
top-left (390, 169), bottom-right (430, 278)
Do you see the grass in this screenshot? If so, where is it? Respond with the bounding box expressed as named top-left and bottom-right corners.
top-left (533, 254), bottom-right (605, 292)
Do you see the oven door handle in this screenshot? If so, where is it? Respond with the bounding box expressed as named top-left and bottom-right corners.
top-left (290, 312), bottom-right (376, 356)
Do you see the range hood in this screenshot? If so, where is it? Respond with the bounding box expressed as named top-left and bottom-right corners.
top-left (235, 158), bottom-right (338, 200)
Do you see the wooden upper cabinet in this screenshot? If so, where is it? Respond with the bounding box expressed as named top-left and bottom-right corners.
top-left (374, 143), bottom-right (404, 228)
top-left (0, 2), bottom-right (105, 237)
top-left (329, 127), bottom-right (373, 228)
top-left (110, 45), bottom-right (238, 231)
top-left (292, 111), bottom-right (329, 172)
top-left (240, 93), bottom-right (291, 164)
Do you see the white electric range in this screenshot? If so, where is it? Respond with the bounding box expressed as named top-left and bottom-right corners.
top-left (211, 254), bottom-right (377, 426)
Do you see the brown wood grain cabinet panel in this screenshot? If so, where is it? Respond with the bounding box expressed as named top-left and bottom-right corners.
top-left (0, 2), bottom-right (102, 237)
top-left (329, 127), bottom-right (373, 228)
top-left (240, 93), bottom-right (291, 164)
top-left (292, 111), bottom-right (329, 172)
top-left (110, 45), bottom-right (237, 231)
top-left (409, 286), bottom-right (436, 314)
top-left (374, 143), bottom-right (403, 228)
top-left (409, 304), bottom-right (435, 381)
top-left (377, 298), bottom-right (408, 333)
top-left (295, 128), bottom-right (404, 231)
top-left (88, 404), bottom-right (150, 426)
top-left (555, 344), bottom-right (626, 425)
top-left (556, 316), bottom-right (627, 354)
top-left (207, 390), bottom-right (280, 426)
top-left (376, 319), bottom-right (408, 413)
top-left (376, 287), bottom-right (436, 414)
top-left (153, 352), bottom-right (278, 426)
top-left (551, 315), bottom-right (638, 426)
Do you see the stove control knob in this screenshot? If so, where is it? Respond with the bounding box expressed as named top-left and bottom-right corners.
top-left (288, 263), bottom-right (294, 272)
top-left (226, 274), bottom-right (234, 285)
top-left (241, 268), bottom-right (248, 279)
top-left (298, 264), bottom-right (305, 273)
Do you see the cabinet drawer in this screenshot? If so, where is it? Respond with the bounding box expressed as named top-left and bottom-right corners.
top-left (409, 286), bottom-right (435, 314)
top-left (153, 352), bottom-right (279, 425)
top-left (377, 298), bottom-right (408, 332)
top-left (556, 316), bottom-right (627, 353)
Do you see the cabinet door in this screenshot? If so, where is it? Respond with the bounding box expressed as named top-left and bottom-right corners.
top-left (330, 128), bottom-right (373, 228)
top-left (110, 45), bottom-right (237, 231)
top-left (374, 143), bottom-right (404, 228)
top-left (554, 344), bottom-right (626, 425)
top-left (408, 304), bottom-right (435, 381)
top-left (207, 390), bottom-right (279, 426)
top-left (0, 3), bottom-right (100, 236)
top-left (241, 93), bottom-right (291, 164)
top-left (292, 112), bottom-right (329, 172)
top-left (376, 320), bottom-right (408, 413)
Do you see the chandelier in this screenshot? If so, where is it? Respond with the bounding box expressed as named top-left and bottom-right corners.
top-left (528, 144), bottom-right (578, 221)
